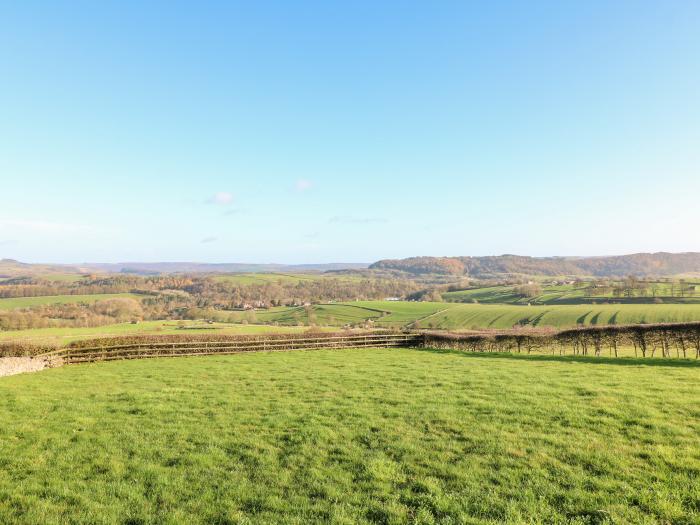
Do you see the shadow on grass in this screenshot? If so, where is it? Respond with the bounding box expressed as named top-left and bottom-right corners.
top-left (414, 347), bottom-right (700, 368)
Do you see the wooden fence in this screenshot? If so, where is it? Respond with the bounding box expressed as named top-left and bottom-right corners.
top-left (40, 333), bottom-right (423, 364)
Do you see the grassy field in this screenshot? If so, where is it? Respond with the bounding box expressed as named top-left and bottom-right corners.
top-left (1, 348), bottom-right (698, 523)
top-left (39, 273), bottom-right (89, 283)
top-left (4, 299), bottom-right (700, 340)
top-left (0, 320), bottom-right (332, 346)
top-left (421, 303), bottom-right (700, 330)
top-left (226, 300), bottom-right (700, 330)
top-left (212, 272), bottom-right (321, 285)
top-left (212, 272), bottom-right (367, 285)
top-left (0, 293), bottom-right (141, 310)
top-left (443, 280), bottom-right (700, 305)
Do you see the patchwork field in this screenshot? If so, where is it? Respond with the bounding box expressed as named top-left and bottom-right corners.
top-left (420, 303), bottom-right (700, 330)
top-left (227, 301), bottom-right (700, 330)
top-left (0, 293), bottom-right (142, 310)
top-left (1, 348), bottom-right (698, 523)
top-left (442, 280), bottom-right (700, 305)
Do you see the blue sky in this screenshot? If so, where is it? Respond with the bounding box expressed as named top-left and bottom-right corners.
top-left (1, 1), bottom-right (699, 263)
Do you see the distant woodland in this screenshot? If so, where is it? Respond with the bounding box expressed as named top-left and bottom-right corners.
top-left (371, 252), bottom-right (700, 277)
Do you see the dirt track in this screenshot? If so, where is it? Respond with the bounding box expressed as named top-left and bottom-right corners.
top-left (0, 357), bottom-right (49, 377)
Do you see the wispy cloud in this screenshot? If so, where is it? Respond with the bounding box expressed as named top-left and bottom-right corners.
top-left (207, 192), bottom-right (234, 206)
top-left (201, 236), bottom-right (218, 244)
top-left (329, 216), bottom-right (388, 225)
top-left (295, 179), bottom-right (313, 192)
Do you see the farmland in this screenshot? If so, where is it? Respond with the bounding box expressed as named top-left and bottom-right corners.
top-left (1, 348), bottom-right (698, 523)
top-left (0, 320), bottom-right (332, 346)
top-left (442, 279), bottom-right (700, 305)
top-left (0, 293), bottom-right (141, 310)
top-left (212, 272), bottom-right (322, 285)
top-left (2, 265), bottom-right (700, 341)
top-left (223, 300), bottom-right (700, 330)
top-left (417, 302), bottom-right (700, 330)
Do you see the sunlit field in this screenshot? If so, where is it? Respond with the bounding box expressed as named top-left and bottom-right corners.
top-left (0, 320), bottom-right (333, 346)
top-left (0, 293), bottom-right (141, 310)
top-left (225, 300), bottom-right (700, 330)
top-left (1, 348), bottom-right (698, 523)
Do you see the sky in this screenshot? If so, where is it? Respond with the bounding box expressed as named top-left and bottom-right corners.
top-left (1, 1), bottom-right (699, 264)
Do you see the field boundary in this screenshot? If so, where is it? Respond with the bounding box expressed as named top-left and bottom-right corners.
top-left (22, 322), bottom-right (700, 366)
top-left (39, 332), bottom-right (423, 364)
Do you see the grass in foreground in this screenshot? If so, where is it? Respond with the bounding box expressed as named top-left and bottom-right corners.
top-left (1, 349), bottom-right (699, 524)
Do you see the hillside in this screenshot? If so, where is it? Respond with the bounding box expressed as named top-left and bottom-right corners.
top-left (370, 252), bottom-right (700, 278)
top-left (84, 261), bottom-right (370, 274)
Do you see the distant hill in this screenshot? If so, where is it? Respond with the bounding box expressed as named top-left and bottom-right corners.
top-left (84, 262), bottom-right (369, 275)
top-left (6, 253), bottom-right (700, 279)
top-left (370, 253), bottom-right (700, 278)
top-left (0, 259), bottom-right (87, 279)
top-left (0, 259), bottom-right (369, 277)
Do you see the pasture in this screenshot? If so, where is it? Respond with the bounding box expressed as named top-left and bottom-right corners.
top-left (227, 300), bottom-right (700, 330)
top-left (442, 280), bottom-right (700, 305)
top-left (0, 320), bottom-right (331, 346)
top-left (1, 348), bottom-right (698, 523)
top-left (212, 272), bottom-right (366, 286)
top-left (420, 302), bottom-right (700, 330)
top-left (212, 272), bottom-right (320, 285)
top-left (0, 293), bottom-right (141, 310)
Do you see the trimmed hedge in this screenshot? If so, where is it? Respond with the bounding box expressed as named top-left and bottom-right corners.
top-left (423, 322), bottom-right (700, 358)
top-left (0, 341), bottom-right (57, 358)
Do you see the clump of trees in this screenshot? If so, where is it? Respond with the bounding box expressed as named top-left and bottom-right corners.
top-left (514, 283), bottom-right (542, 298)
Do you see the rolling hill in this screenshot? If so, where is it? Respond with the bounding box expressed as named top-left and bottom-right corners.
top-left (371, 252), bottom-right (700, 278)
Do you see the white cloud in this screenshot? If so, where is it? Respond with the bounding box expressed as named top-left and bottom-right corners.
top-left (201, 236), bottom-right (218, 244)
top-left (295, 179), bottom-right (313, 192)
top-left (208, 192), bottom-right (234, 206)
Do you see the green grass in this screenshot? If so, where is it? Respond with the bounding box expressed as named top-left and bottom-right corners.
top-left (0, 293), bottom-right (141, 310)
top-left (426, 303), bottom-right (700, 330)
top-left (1, 348), bottom-right (698, 523)
top-left (0, 320), bottom-right (332, 346)
top-left (225, 301), bottom-right (449, 328)
top-left (443, 280), bottom-right (700, 305)
top-left (224, 300), bottom-right (700, 330)
top-left (212, 272), bottom-right (321, 285)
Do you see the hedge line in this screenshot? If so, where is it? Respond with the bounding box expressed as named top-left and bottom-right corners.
top-left (423, 322), bottom-right (700, 358)
top-left (3, 322), bottom-right (700, 359)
